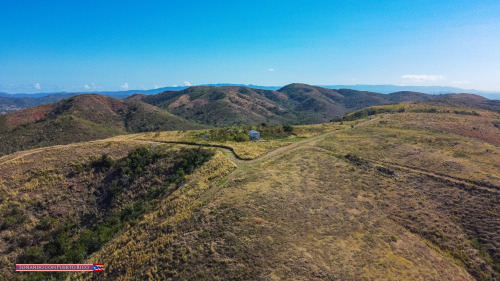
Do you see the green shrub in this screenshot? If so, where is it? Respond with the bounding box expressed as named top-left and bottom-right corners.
top-left (454, 110), bottom-right (480, 116)
top-left (453, 151), bottom-right (468, 158)
top-left (17, 146), bottom-right (216, 270)
top-left (283, 125), bottom-right (293, 133)
top-left (90, 153), bottom-right (115, 171)
top-left (332, 107), bottom-right (400, 122)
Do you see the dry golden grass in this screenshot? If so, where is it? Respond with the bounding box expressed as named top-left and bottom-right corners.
top-left (120, 130), bottom-right (300, 160)
top-left (0, 139), bottom-right (197, 280)
top-left (78, 146), bottom-right (476, 280)
top-left (292, 122), bottom-right (347, 137)
top-left (317, 111), bottom-right (500, 188)
top-left (76, 151), bottom-right (236, 281)
top-left (2, 102), bottom-right (499, 280)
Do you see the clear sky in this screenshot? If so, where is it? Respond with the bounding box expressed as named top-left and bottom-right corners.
top-left (1, 0), bottom-right (500, 93)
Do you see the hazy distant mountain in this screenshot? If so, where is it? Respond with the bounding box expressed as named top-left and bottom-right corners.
top-left (0, 87), bottom-right (187, 98)
top-left (321, 84), bottom-right (500, 99)
top-left (200, 83), bottom-right (281, 90)
top-left (0, 88), bottom-right (186, 114)
top-left (0, 94), bottom-right (77, 114)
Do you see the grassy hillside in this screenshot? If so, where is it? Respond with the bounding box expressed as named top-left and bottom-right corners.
top-left (138, 84), bottom-right (393, 126)
top-left (1, 100), bottom-right (499, 280)
top-left (0, 140), bottom-right (223, 281)
top-left (2, 85), bottom-right (496, 158)
top-left (67, 103), bottom-right (500, 280)
top-left (0, 94), bottom-right (205, 156)
top-left (138, 83), bottom-right (497, 127)
top-left (139, 86), bottom-right (294, 126)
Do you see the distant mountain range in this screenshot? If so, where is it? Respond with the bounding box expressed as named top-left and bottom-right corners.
top-left (1, 83), bottom-right (499, 156)
top-left (320, 85), bottom-right (500, 99)
top-left (2, 83), bottom-right (499, 98)
top-left (1, 84), bottom-right (499, 115)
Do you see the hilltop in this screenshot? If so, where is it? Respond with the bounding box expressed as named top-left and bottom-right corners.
top-left (2, 84), bottom-right (498, 127)
top-left (137, 83), bottom-right (497, 126)
top-left (136, 83), bottom-right (420, 125)
top-left (2, 84), bottom-right (498, 157)
top-left (1, 84), bottom-right (499, 158)
top-left (0, 94), bottom-right (204, 156)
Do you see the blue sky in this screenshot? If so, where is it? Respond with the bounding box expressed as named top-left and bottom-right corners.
top-left (1, 0), bottom-right (500, 93)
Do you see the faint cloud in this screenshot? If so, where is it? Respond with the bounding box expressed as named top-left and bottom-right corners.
top-left (121, 82), bottom-right (129, 89)
top-left (184, 81), bottom-right (192, 86)
top-left (451, 80), bottom-right (470, 84)
top-left (35, 83), bottom-right (41, 90)
top-left (268, 68), bottom-right (274, 72)
top-left (173, 84), bottom-right (178, 87)
top-left (402, 74), bottom-right (445, 82)
top-left (84, 83), bottom-right (99, 91)
top-left (153, 85), bottom-right (159, 89)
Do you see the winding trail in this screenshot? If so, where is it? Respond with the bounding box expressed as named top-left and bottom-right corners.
top-left (307, 145), bottom-right (500, 194)
top-left (140, 117), bottom-right (500, 194)
top-left (1, 116), bottom-right (496, 195)
top-left (139, 118), bottom-right (380, 183)
top-left (147, 118), bottom-right (379, 165)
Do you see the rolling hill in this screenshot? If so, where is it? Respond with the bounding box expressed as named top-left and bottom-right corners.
top-left (137, 83), bottom-right (496, 126)
top-left (1, 84), bottom-right (498, 158)
top-left (137, 86), bottom-right (295, 126)
top-left (2, 84), bottom-right (498, 128)
top-left (0, 94), bottom-right (204, 156)
top-left (0, 101), bottom-right (498, 280)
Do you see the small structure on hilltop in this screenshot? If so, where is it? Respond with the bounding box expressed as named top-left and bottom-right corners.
top-left (249, 130), bottom-right (260, 140)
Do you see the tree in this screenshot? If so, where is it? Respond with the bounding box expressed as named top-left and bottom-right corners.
top-left (283, 125), bottom-right (293, 133)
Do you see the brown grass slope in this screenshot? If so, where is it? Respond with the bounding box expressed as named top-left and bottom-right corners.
top-left (0, 140), bottom-right (222, 281)
top-left (0, 94), bottom-right (205, 156)
top-left (74, 104), bottom-right (498, 280)
top-left (417, 94), bottom-right (500, 113)
top-left (0, 102), bottom-right (499, 280)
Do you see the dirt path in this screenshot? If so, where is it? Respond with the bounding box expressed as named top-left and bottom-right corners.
top-left (371, 158), bottom-right (500, 193)
top-left (0, 146), bottom-right (61, 166)
top-left (145, 118), bottom-right (379, 165)
top-left (306, 144), bottom-right (500, 194)
top-left (137, 118), bottom-right (380, 184)
top-left (2, 116), bottom-right (496, 194)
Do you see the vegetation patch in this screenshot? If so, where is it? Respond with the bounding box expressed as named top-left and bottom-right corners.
top-left (14, 145), bottom-right (214, 281)
top-left (376, 166), bottom-right (396, 177)
top-left (344, 153), bottom-right (370, 167)
top-left (332, 105), bottom-right (404, 122)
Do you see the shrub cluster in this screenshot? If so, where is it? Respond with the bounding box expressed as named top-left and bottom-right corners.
top-left (205, 124), bottom-right (294, 142)
top-left (331, 107), bottom-right (402, 122)
top-left (17, 146), bottom-right (214, 279)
